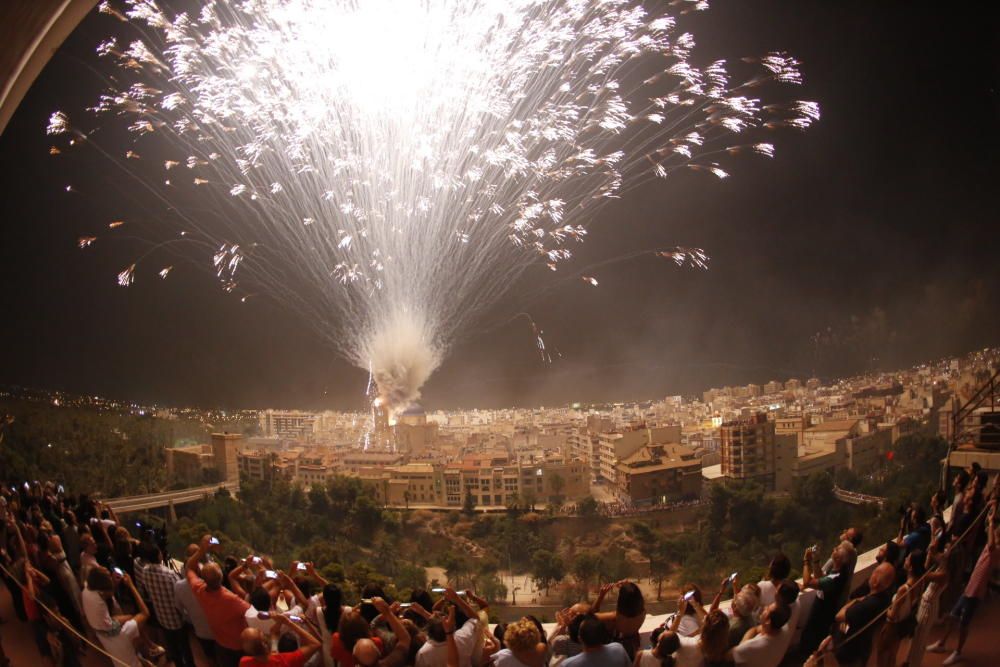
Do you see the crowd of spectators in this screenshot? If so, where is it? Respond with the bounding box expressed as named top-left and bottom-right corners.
top-left (558, 499), bottom-right (702, 519)
top-left (0, 465), bottom-right (996, 667)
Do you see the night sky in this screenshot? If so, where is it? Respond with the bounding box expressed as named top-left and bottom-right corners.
top-left (0, 1), bottom-right (997, 411)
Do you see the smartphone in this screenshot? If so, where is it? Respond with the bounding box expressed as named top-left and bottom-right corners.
top-left (57, 485), bottom-right (64, 494)
top-left (135, 521), bottom-right (142, 528)
top-left (258, 611), bottom-right (271, 620)
top-left (399, 603), bottom-right (413, 608)
top-left (288, 614), bottom-right (303, 623)
top-left (683, 590), bottom-right (695, 601)
top-left (360, 598), bottom-right (373, 604)
top-left (209, 536), bottom-right (220, 546)
top-left (252, 556), bottom-right (263, 565)
top-left (265, 570), bottom-right (278, 580)
top-left (431, 588), bottom-right (446, 593)
top-left (90, 517), bottom-right (98, 524)
top-left (113, 567), bottom-right (124, 576)
top-left (809, 544), bottom-right (818, 553)
top-left (728, 571), bottom-right (738, 582)
top-left (296, 563), bottom-right (308, 572)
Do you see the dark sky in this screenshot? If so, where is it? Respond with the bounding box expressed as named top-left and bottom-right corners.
top-left (0, 1), bottom-right (998, 411)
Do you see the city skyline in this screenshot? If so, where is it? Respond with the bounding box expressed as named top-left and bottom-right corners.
top-left (0, 1), bottom-right (997, 411)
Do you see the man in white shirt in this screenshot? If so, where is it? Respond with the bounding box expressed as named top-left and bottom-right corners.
top-left (732, 603), bottom-right (791, 667)
top-left (415, 589), bottom-right (480, 667)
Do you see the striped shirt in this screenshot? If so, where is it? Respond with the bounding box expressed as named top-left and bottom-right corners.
top-left (964, 542), bottom-right (996, 599)
top-left (143, 563), bottom-right (185, 629)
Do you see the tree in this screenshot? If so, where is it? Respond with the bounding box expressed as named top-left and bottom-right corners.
top-left (530, 549), bottom-right (565, 594)
top-left (443, 552), bottom-right (471, 589)
top-left (474, 572), bottom-right (508, 604)
top-left (571, 552), bottom-right (601, 594)
top-left (462, 490), bottom-right (476, 516)
top-left (649, 538), bottom-right (674, 601)
top-left (577, 496), bottom-right (599, 518)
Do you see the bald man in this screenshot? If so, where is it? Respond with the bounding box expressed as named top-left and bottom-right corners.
top-left (240, 614), bottom-right (320, 666)
top-left (830, 562), bottom-right (896, 667)
top-left (186, 534), bottom-right (250, 667)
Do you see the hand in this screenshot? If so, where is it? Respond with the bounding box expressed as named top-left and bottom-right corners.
top-left (200, 534), bottom-right (216, 552)
top-left (720, 577), bottom-right (730, 591)
top-left (598, 583), bottom-right (614, 597)
top-left (122, 572), bottom-right (133, 587)
top-left (444, 587), bottom-right (461, 603)
top-left (677, 594), bottom-right (687, 612)
top-left (371, 596), bottom-right (391, 615)
top-left (443, 604), bottom-right (456, 634)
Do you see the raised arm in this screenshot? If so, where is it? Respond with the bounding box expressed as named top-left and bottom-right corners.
top-left (445, 587), bottom-right (477, 623)
top-left (274, 613), bottom-right (321, 661)
top-left (373, 597), bottom-right (410, 652)
top-left (228, 558), bottom-right (251, 599)
top-left (281, 571), bottom-right (310, 609)
top-left (444, 604), bottom-right (459, 667)
top-left (590, 582), bottom-right (612, 613)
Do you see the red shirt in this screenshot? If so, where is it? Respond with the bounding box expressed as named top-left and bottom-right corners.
top-left (186, 569), bottom-right (250, 650)
top-left (240, 650), bottom-right (307, 667)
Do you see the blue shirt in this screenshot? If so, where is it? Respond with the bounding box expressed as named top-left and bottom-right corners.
top-left (562, 643), bottom-right (631, 667)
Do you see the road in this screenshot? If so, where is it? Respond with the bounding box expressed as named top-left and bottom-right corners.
top-left (103, 480), bottom-right (239, 513)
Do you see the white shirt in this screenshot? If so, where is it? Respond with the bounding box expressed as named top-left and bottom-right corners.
top-left (732, 631), bottom-right (785, 667)
top-left (756, 580), bottom-right (777, 608)
top-left (677, 613), bottom-right (701, 637)
top-left (81, 587), bottom-right (140, 667)
top-left (675, 635), bottom-right (704, 667)
top-left (173, 577), bottom-right (215, 640)
top-left (416, 618), bottom-right (478, 667)
top-left (246, 607), bottom-right (275, 634)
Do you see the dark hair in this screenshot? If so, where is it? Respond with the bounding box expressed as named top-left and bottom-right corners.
top-left (524, 615), bottom-right (546, 643)
top-left (322, 584), bottom-right (344, 634)
top-left (427, 615), bottom-right (447, 643)
top-left (777, 580), bottom-right (799, 607)
top-left (768, 553), bottom-right (791, 581)
top-left (493, 622), bottom-right (507, 649)
top-left (250, 588), bottom-right (271, 612)
top-left (910, 506), bottom-right (926, 525)
top-left (954, 470), bottom-right (970, 490)
top-left (616, 582), bottom-right (645, 618)
top-left (577, 614), bottom-right (610, 648)
top-left (654, 631), bottom-right (680, 667)
top-left (850, 528), bottom-right (863, 547)
top-left (87, 566), bottom-right (114, 593)
top-left (884, 541), bottom-right (901, 566)
top-left (277, 633), bottom-right (298, 653)
top-left (568, 613), bottom-right (585, 645)
top-left (410, 589), bottom-right (434, 612)
top-left (338, 610), bottom-right (372, 650)
top-left (907, 549), bottom-right (927, 579)
top-left (360, 583), bottom-right (388, 623)
top-left (768, 604), bottom-right (791, 631)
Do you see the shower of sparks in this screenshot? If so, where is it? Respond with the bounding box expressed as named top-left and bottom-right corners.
top-left (53, 0), bottom-right (817, 414)
top-left (78, 236), bottom-right (97, 249)
top-left (657, 247), bottom-right (710, 270)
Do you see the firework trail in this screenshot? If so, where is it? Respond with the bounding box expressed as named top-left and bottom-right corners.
top-left (49, 0), bottom-right (818, 416)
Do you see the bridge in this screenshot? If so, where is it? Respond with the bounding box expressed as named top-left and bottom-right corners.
top-left (103, 480), bottom-right (239, 515)
top-left (832, 485), bottom-right (886, 508)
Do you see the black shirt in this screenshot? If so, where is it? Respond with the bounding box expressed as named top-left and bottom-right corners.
top-left (834, 589), bottom-right (892, 664)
